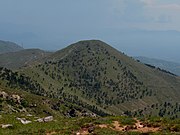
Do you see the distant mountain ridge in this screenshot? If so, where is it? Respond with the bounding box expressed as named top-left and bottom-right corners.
top-left (135, 56), bottom-right (180, 76)
top-left (0, 40), bottom-right (24, 54)
top-left (0, 49), bottom-right (52, 70)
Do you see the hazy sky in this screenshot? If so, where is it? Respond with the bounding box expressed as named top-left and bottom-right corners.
top-left (0, 0), bottom-right (180, 62)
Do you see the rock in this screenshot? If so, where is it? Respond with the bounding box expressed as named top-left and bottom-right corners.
top-left (12, 94), bottom-right (21, 104)
top-left (36, 116), bottom-right (53, 122)
top-left (81, 112), bottom-right (97, 117)
top-left (16, 117), bottom-right (32, 124)
top-left (27, 114), bottom-right (33, 117)
top-left (29, 103), bottom-right (37, 108)
top-left (44, 116), bottom-right (53, 122)
top-left (16, 117), bottom-right (21, 121)
top-left (0, 91), bottom-right (8, 99)
top-left (36, 118), bottom-right (44, 122)
top-left (19, 108), bottom-right (27, 113)
top-left (0, 91), bottom-right (22, 104)
top-left (76, 132), bottom-right (80, 135)
top-left (1, 124), bottom-right (13, 129)
top-left (21, 119), bottom-right (32, 124)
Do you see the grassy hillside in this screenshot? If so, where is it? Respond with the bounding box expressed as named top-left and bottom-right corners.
top-left (0, 49), bottom-right (52, 70)
top-left (19, 40), bottom-right (180, 118)
top-left (135, 56), bottom-right (180, 76)
top-left (0, 67), bottom-right (96, 118)
top-left (0, 40), bottom-right (180, 134)
top-left (0, 40), bottom-right (23, 54)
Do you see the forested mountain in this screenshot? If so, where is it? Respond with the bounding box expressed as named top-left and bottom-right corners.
top-left (0, 67), bottom-right (93, 117)
top-left (0, 40), bottom-right (23, 54)
top-left (16, 40), bottom-right (180, 118)
top-left (1, 40), bottom-right (180, 134)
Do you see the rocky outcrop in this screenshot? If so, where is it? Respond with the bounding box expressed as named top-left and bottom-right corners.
top-left (0, 91), bottom-right (22, 104)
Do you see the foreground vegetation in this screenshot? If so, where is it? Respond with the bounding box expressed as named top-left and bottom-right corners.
top-left (1, 114), bottom-right (180, 135)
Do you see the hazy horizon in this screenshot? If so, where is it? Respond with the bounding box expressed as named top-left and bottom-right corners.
top-left (0, 0), bottom-right (180, 63)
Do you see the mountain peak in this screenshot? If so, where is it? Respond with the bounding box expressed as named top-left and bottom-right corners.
top-left (77, 39), bottom-right (106, 44)
top-left (1, 40), bottom-right (180, 118)
top-left (71, 40), bottom-right (110, 49)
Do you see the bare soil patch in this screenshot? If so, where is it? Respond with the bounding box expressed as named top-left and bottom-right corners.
top-left (98, 119), bottom-right (161, 133)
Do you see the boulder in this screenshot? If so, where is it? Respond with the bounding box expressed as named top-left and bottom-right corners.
top-left (16, 117), bottom-right (32, 124)
top-left (12, 94), bottom-right (21, 104)
top-left (20, 119), bottom-right (32, 125)
top-left (44, 116), bottom-right (53, 122)
top-left (36, 116), bottom-right (53, 122)
top-left (0, 91), bottom-right (8, 99)
top-left (36, 118), bottom-right (44, 122)
top-left (1, 124), bottom-right (13, 129)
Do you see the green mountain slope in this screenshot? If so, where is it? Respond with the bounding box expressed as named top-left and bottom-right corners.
top-left (19, 40), bottom-right (180, 118)
top-left (135, 56), bottom-right (180, 76)
top-left (0, 49), bottom-right (52, 70)
top-left (0, 67), bottom-right (94, 117)
top-left (0, 40), bottom-right (23, 54)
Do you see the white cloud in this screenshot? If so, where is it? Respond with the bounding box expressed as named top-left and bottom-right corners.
top-left (111, 0), bottom-right (180, 30)
top-left (112, 0), bottom-right (151, 23)
top-left (146, 3), bottom-right (180, 22)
